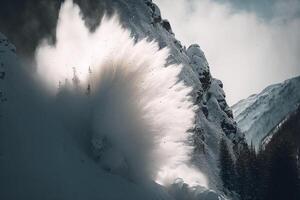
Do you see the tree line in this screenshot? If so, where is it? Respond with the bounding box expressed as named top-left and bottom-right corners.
top-left (219, 137), bottom-right (300, 200)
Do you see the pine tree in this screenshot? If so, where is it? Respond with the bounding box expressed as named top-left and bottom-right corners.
top-left (235, 143), bottom-right (250, 200)
top-left (219, 138), bottom-right (236, 193)
top-left (255, 146), bottom-right (269, 200)
top-left (72, 67), bottom-right (80, 88)
top-left (297, 148), bottom-right (300, 174)
top-left (298, 148), bottom-right (300, 197)
top-left (86, 66), bottom-right (93, 95)
top-left (266, 140), bottom-right (299, 200)
top-left (247, 143), bottom-right (261, 200)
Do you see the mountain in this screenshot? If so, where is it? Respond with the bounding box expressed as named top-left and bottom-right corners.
top-left (232, 76), bottom-right (300, 149)
top-left (263, 104), bottom-right (300, 150)
top-left (0, 0), bottom-right (239, 199)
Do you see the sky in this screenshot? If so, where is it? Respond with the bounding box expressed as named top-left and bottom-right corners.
top-left (154, 0), bottom-right (300, 105)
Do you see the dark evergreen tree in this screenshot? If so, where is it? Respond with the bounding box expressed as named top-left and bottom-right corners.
top-left (247, 144), bottom-right (260, 200)
top-left (255, 146), bottom-right (269, 200)
top-left (235, 143), bottom-right (251, 200)
top-left (235, 142), bottom-right (261, 200)
top-left (233, 106), bottom-right (300, 200)
top-left (72, 67), bottom-right (80, 88)
top-left (265, 140), bottom-right (299, 200)
top-left (219, 138), bottom-right (236, 193)
top-left (297, 148), bottom-right (300, 174)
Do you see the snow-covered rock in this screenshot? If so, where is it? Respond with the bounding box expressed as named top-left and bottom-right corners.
top-left (232, 76), bottom-right (300, 149)
top-left (167, 179), bottom-right (228, 200)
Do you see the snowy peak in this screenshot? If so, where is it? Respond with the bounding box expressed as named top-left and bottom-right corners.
top-left (232, 76), bottom-right (300, 149)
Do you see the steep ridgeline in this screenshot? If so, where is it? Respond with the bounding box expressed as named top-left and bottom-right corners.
top-left (102, 0), bottom-right (243, 189)
top-left (186, 45), bottom-right (243, 189)
top-left (0, 0), bottom-right (240, 196)
top-left (232, 76), bottom-right (300, 149)
top-left (98, 0), bottom-right (243, 189)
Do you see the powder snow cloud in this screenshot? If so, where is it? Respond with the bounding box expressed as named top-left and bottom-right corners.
top-left (35, 0), bottom-right (207, 187)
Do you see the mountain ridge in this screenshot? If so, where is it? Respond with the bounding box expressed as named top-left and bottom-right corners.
top-left (232, 75), bottom-right (300, 149)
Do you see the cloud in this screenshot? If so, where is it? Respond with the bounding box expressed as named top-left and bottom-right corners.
top-left (154, 0), bottom-right (300, 105)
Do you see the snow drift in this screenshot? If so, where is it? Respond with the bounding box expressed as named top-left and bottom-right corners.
top-left (32, 0), bottom-right (207, 186)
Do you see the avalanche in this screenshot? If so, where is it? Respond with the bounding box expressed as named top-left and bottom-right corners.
top-left (0, 1), bottom-right (209, 199)
top-left (35, 0), bottom-right (208, 187)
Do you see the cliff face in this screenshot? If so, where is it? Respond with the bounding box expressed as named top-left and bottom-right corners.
top-left (232, 76), bottom-right (300, 149)
top-left (0, 0), bottom-right (240, 192)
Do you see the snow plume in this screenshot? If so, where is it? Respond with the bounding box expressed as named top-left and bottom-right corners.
top-left (34, 0), bottom-right (207, 187)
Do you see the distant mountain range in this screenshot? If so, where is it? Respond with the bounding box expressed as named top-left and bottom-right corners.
top-left (232, 76), bottom-right (300, 149)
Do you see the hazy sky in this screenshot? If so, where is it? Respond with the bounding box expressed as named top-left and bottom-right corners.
top-left (154, 0), bottom-right (300, 105)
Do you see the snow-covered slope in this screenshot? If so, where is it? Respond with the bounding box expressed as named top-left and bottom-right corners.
top-left (262, 104), bottom-right (300, 148)
top-left (0, 0), bottom-right (239, 198)
top-left (232, 76), bottom-right (300, 149)
top-left (0, 32), bottom-right (178, 200)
